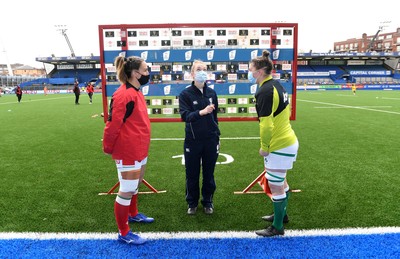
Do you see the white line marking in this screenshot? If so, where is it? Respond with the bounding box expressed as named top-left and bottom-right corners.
top-left (298, 99), bottom-right (400, 115)
top-left (0, 96), bottom-right (70, 105)
top-left (314, 106), bottom-right (392, 109)
top-left (381, 97), bottom-right (400, 100)
top-left (336, 94), bottom-right (357, 97)
top-left (151, 137), bottom-right (259, 141)
top-left (0, 227), bottom-right (399, 240)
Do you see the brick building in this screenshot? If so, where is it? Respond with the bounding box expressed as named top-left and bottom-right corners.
top-left (334, 27), bottom-right (400, 53)
top-left (0, 64), bottom-right (46, 76)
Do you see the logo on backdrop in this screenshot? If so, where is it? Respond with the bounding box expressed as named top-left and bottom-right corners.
top-left (141, 51), bottom-right (148, 60)
top-left (164, 85), bottom-right (171, 95)
top-left (229, 50), bottom-right (236, 60)
top-left (250, 50), bottom-right (258, 59)
top-left (207, 50), bottom-right (214, 60)
top-left (272, 50), bottom-right (280, 60)
top-left (228, 84), bottom-right (236, 94)
top-left (141, 85), bottom-right (149, 95)
top-left (163, 51), bottom-right (170, 61)
top-left (185, 50), bottom-right (192, 61)
top-left (250, 84), bottom-right (257, 94)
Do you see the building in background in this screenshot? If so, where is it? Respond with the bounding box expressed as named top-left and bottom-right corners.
top-left (334, 27), bottom-right (400, 53)
top-left (13, 65), bottom-right (46, 77)
top-left (0, 63), bottom-right (45, 76)
top-left (0, 63), bottom-right (46, 88)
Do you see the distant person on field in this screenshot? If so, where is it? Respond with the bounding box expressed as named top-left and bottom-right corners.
top-left (86, 82), bottom-right (94, 104)
top-left (16, 85), bottom-right (22, 103)
top-left (352, 84), bottom-right (357, 95)
top-left (73, 81), bottom-right (80, 105)
top-left (248, 50), bottom-right (299, 237)
top-left (44, 84), bottom-right (48, 96)
top-left (179, 60), bottom-right (220, 216)
top-left (102, 55), bottom-right (153, 245)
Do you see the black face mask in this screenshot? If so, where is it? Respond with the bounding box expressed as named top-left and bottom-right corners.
top-left (138, 73), bottom-right (150, 86)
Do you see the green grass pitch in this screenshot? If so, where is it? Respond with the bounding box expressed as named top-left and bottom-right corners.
top-left (0, 90), bottom-right (399, 233)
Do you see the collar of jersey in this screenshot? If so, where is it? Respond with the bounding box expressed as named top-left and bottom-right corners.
top-left (126, 81), bottom-right (140, 91)
top-left (259, 75), bottom-right (273, 87)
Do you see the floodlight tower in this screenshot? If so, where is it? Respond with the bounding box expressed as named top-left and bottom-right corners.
top-left (0, 37), bottom-right (13, 76)
top-left (55, 25), bottom-right (76, 57)
top-left (368, 21), bottom-right (391, 52)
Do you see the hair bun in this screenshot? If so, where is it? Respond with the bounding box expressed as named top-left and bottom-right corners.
top-left (262, 50), bottom-right (270, 58)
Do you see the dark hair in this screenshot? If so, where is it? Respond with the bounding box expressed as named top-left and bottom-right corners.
top-left (250, 50), bottom-right (274, 75)
top-left (114, 56), bottom-right (144, 84)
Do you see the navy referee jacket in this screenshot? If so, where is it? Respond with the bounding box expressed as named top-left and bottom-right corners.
top-left (179, 82), bottom-right (220, 140)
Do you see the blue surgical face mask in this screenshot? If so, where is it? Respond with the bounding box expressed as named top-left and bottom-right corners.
top-left (248, 71), bottom-right (256, 84)
top-left (195, 71), bottom-right (208, 83)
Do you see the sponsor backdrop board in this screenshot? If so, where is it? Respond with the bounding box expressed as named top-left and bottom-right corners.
top-left (98, 23), bottom-right (298, 121)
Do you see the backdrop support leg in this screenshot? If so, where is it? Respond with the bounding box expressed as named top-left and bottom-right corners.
top-left (98, 179), bottom-right (166, 195)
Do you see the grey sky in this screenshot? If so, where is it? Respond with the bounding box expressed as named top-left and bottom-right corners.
top-left (0, 0), bottom-right (398, 67)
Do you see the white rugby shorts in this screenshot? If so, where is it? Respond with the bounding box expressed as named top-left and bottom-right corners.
top-left (264, 141), bottom-right (299, 170)
top-left (115, 157), bottom-right (148, 173)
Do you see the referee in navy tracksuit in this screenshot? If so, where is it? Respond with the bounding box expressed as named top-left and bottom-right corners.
top-left (179, 60), bottom-right (220, 215)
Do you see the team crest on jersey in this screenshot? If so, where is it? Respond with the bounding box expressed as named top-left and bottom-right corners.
top-left (193, 101), bottom-right (198, 105)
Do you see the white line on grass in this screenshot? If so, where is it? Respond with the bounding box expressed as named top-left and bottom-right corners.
top-left (314, 106), bottom-right (392, 109)
top-left (381, 97), bottom-right (400, 100)
top-left (336, 94), bottom-right (357, 97)
top-left (0, 96), bottom-right (70, 105)
top-left (1, 227), bottom-right (399, 240)
top-left (151, 137), bottom-right (259, 141)
top-left (298, 99), bottom-right (400, 115)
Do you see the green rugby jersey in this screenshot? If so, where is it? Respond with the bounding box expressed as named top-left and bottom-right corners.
top-left (255, 75), bottom-right (297, 153)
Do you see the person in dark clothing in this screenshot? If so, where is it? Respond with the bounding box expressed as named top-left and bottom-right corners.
top-left (73, 81), bottom-right (80, 104)
top-left (15, 85), bottom-right (22, 103)
top-left (179, 60), bottom-right (220, 215)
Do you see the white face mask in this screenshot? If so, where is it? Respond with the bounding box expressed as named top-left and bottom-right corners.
top-left (248, 70), bottom-right (260, 84)
top-left (194, 71), bottom-right (208, 83)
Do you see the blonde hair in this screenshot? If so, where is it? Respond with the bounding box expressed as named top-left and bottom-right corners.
top-left (191, 60), bottom-right (206, 74)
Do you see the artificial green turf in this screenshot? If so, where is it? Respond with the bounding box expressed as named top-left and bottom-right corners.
top-left (0, 90), bottom-right (399, 233)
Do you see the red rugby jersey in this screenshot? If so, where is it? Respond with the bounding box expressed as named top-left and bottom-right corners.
top-left (102, 82), bottom-right (150, 162)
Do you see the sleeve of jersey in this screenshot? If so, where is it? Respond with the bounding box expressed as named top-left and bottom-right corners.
top-left (102, 96), bottom-right (126, 154)
top-left (179, 91), bottom-right (201, 122)
top-left (213, 93), bottom-right (219, 123)
top-left (259, 116), bottom-right (274, 152)
top-left (212, 93), bottom-right (220, 136)
top-left (258, 87), bottom-right (274, 152)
